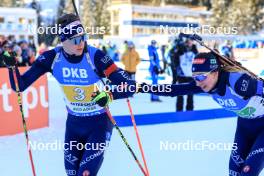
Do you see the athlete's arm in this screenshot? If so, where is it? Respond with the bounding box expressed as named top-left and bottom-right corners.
top-left (94, 50), bottom-right (137, 99)
top-left (230, 73), bottom-right (263, 98)
top-left (139, 81), bottom-right (203, 96)
top-left (8, 50), bottom-right (55, 92)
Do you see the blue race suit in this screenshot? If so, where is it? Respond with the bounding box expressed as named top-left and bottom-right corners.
top-left (148, 45), bottom-right (161, 101)
top-left (143, 70), bottom-right (264, 176)
top-left (8, 45), bottom-right (136, 176)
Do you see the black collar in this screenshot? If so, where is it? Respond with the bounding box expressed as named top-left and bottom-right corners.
top-left (209, 70), bottom-right (229, 96)
top-left (62, 49), bottom-right (84, 64)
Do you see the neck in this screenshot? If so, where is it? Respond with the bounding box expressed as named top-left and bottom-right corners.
top-left (209, 70), bottom-right (227, 95)
top-left (62, 49), bottom-right (84, 64)
top-left (63, 47), bottom-right (74, 55)
top-left (63, 47), bottom-right (83, 56)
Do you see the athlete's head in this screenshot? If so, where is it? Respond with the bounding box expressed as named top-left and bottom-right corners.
top-left (151, 40), bottom-right (157, 47)
top-left (192, 52), bottom-right (220, 92)
top-left (57, 13), bottom-right (87, 56)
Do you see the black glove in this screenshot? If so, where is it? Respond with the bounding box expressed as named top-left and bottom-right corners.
top-left (153, 66), bottom-right (159, 74)
top-left (2, 51), bottom-right (17, 68)
top-left (137, 82), bottom-right (151, 93)
top-left (159, 69), bottom-right (165, 74)
top-left (91, 91), bottom-right (112, 107)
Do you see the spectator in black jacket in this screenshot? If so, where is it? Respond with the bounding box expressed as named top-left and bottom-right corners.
top-left (169, 38), bottom-right (198, 111)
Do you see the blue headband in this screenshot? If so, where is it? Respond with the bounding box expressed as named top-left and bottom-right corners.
top-left (58, 21), bottom-right (85, 42)
top-left (192, 52), bottom-right (219, 73)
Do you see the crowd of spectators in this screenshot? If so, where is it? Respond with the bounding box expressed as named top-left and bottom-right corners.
top-left (0, 35), bottom-right (38, 67)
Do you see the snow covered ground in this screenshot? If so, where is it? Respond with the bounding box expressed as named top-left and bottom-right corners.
top-left (0, 77), bottom-right (263, 176)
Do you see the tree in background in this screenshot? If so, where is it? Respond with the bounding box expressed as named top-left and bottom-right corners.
top-left (81, 0), bottom-right (110, 38)
top-left (55, 0), bottom-right (110, 39)
top-left (0, 0), bottom-right (17, 7)
top-left (64, 0), bottom-right (75, 13)
top-left (211, 0), bottom-right (264, 34)
top-left (227, 0), bottom-right (264, 34)
top-left (249, 0), bottom-right (264, 33)
top-left (152, 0), bottom-right (212, 9)
top-left (57, 0), bottom-right (66, 16)
top-left (210, 0), bottom-right (231, 28)
top-left (82, 0), bottom-right (91, 30)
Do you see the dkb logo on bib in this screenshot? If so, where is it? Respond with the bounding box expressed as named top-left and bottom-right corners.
top-left (62, 68), bottom-right (88, 78)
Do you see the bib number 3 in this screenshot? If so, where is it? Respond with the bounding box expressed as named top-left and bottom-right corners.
top-left (74, 87), bottom-right (86, 101)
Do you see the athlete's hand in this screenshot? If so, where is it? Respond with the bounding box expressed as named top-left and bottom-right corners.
top-left (137, 82), bottom-right (151, 93)
top-left (2, 51), bottom-right (17, 68)
top-left (91, 91), bottom-right (113, 107)
top-left (153, 66), bottom-right (159, 74)
top-left (159, 69), bottom-right (165, 74)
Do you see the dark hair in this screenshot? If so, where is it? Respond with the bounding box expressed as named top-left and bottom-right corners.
top-left (57, 13), bottom-right (80, 27)
top-left (0, 40), bottom-right (8, 47)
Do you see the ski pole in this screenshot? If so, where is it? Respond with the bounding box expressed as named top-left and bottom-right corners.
top-left (93, 78), bottom-right (149, 175)
top-left (11, 67), bottom-right (37, 176)
top-left (105, 108), bottom-right (148, 176)
top-left (97, 86), bottom-right (148, 176)
top-left (126, 98), bottom-right (150, 176)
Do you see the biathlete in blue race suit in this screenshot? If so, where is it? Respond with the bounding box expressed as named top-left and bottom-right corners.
top-left (138, 52), bottom-right (264, 176)
top-left (3, 13), bottom-right (136, 176)
top-left (148, 40), bottom-right (162, 102)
